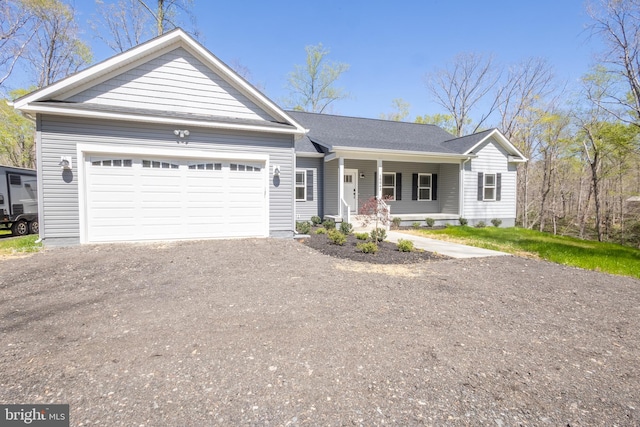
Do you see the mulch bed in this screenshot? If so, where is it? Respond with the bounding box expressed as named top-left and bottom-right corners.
top-left (300, 228), bottom-right (449, 264)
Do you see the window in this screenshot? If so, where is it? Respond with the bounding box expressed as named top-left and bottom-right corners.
top-left (382, 172), bottom-right (396, 200)
top-left (142, 160), bottom-right (178, 169)
top-left (418, 173), bottom-right (432, 201)
top-left (295, 170), bottom-right (306, 201)
top-left (91, 159), bottom-right (133, 167)
top-left (188, 162), bottom-right (221, 170)
top-left (484, 173), bottom-right (496, 201)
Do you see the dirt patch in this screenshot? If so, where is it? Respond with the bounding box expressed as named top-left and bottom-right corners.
top-left (1, 238), bottom-right (639, 426)
top-left (301, 229), bottom-right (449, 264)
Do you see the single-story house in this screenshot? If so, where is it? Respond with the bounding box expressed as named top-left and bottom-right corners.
top-left (12, 29), bottom-right (526, 246)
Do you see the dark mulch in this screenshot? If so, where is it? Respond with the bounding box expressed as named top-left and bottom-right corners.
top-left (300, 229), bottom-right (449, 264)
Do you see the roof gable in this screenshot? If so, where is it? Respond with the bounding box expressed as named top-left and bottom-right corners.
top-left (13, 29), bottom-right (306, 135)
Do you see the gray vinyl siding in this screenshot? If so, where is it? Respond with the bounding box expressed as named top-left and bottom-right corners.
top-left (38, 115), bottom-right (294, 244)
top-left (462, 138), bottom-right (517, 223)
top-left (439, 163), bottom-right (459, 214)
top-left (324, 159), bottom-right (338, 216)
top-left (380, 161), bottom-right (440, 215)
top-left (295, 156), bottom-right (323, 220)
top-left (67, 48), bottom-right (274, 122)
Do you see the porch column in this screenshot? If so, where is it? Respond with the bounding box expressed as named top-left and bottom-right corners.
top-left (376, 159), bottom-right (383, 199)
top-left (338, 157), bottom-right (344, 217)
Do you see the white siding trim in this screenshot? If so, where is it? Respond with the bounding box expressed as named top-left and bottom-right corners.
top-left (19, 105), bottom-right (301, 136)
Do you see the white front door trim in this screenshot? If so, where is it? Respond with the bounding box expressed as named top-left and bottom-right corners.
top-left (344, 168), bottom-right (358, 214)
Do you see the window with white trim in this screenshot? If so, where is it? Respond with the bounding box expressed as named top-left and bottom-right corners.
top-left (295, 170), bottom-right (306, 201)
top-left (142, 160), bottom-right (179, 169)
top-left (418, 173), bottom-right (432, 201)
top-left (91, 159), bottom-right (132, 167)
top-left (382, 172), bottom-right (396, 200)
top-left (484, 173), bottom-right (496, 201)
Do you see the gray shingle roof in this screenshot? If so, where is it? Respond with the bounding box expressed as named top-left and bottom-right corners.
top-left (289, 111), bottom-right (493, 155)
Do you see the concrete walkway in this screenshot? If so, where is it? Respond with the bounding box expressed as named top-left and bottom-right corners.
top-left (386, 230), bottom-right (509, 259)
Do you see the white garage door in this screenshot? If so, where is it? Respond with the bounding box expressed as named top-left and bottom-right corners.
top-left (85, 156), bottom-right (267, 242)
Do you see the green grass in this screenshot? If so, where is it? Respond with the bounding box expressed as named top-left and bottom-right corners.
top-left (415, 226), bottom-right (640, 279)
top-left (0, 234), bottom-right (43, 256)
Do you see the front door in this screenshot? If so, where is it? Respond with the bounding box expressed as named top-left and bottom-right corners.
top-left (344, 169), bottom-right (358, 213)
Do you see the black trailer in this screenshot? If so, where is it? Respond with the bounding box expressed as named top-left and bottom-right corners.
top-left (0, 165), bottom-right (38, 236)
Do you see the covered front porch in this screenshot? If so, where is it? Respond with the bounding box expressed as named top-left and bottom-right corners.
top-left (323, 151), bottom-right (469, 227)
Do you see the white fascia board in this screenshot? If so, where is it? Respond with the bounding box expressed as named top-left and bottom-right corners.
top-left (464, 129), bottom-right (528, 161)
top-left (295, 152), bottom-right (324, 158)
top-left (330, 147), bottom-right (474, 163)
top-left (19, 104), bottom-right (304, 136)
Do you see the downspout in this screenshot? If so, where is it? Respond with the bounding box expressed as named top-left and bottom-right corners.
top-left (459, 157), bottom-right (472, 218)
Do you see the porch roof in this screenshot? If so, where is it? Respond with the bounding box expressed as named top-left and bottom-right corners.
top-left (290, 111), bottom-right (488, 155)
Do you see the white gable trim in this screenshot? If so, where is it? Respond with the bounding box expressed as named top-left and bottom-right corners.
top-left (463, 129), bottom-right (527, 162)
top-left (13, 29), bottom-right (307, 135)
top-left (22, 103), bottom-right (299, 135)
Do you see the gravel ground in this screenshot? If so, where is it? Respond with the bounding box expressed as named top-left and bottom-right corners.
top-left (1, 238), bottom-right (639, 426)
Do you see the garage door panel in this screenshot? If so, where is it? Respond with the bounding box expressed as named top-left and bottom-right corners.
top-left (85, 155), bottom-right (267, 242)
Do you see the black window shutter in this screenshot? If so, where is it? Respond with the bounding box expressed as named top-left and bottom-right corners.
top-left (373, 172), bottom-right (377, 198)
top-left (412, 173), bottom-right (418, 200)
top-left (496, 173), bottom-right (502, 201)
top-left (395, 173), bottom-right (402, 201)
top-left (306, 170), bottom-right (313, 201)
top-left (477, 172), bottom-right (484, 201)
top-left (432, 174), bottom-right (438, 201)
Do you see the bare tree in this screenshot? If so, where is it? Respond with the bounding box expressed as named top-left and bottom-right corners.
top-left (23, 0), bottom-right (92, 88)
top-left (587, 0), bottom-right (640, 128)
top-left (285, 43), bottom-right (350, 113)
top-left (0, 0), bottom-right (39, 89)
top-left (91, 0), bottom-right (152, 52)
top-left (91, 0), bottom-right (199, 52)
top-left (137, 0), bottom-right (198, 36)
top-left (426, 52), bottom-right (503, 136)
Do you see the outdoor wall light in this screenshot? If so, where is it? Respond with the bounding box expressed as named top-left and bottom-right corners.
top-left (59, 156), bottom-right (72, 170)
top-left (273, 165), bottom-right (281, 177)
top-left (173, 129), bottom-right (190, 138)
top-left (360, 173), bottom-right (366, 178)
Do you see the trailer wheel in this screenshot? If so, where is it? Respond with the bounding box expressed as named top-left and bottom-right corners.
top-left (28, 220), bottom-right (39, 235)
top-left (11, 220), bottom-right (28, 236)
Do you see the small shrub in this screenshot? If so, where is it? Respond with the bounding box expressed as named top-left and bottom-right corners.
top-left (311, 215), bottom-right (322, 226)
top-left (491, 218), bottom-right (502, 227)
top-left (357, 241), bottom-right (378, 254)
top-left (412, 221), bottom-right (421, 229)
top-left (475, 221), bottom-right (486, 228)
top-left (459, 217), bottom-right (468, 226)
top-left (328, 229), bottom-right (347, 245)
top-left (396, 239), bottom-right (414, 252)
top-left (296, 221), bottom-right (311, 234)
top-left (322, 219), bottom-right (336, 230)
top-left (370, 227), bottom-right (387, 242)
top-left (425, 217), bottom-right (435, 227)
top-left (391, 217), bottom-right (402, 229)
top-left (355, 232), bottom-right (369, 240)
top-left (339, 222), bottom-right (353, 235)
top-left (315, 227), bottom-right (327, 234)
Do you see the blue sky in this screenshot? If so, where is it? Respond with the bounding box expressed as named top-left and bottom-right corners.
top-left (74, 0), bottom-right (599, 121)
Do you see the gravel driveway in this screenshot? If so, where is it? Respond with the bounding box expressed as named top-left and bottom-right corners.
top-left (1, 239), bottom-right (639, 426)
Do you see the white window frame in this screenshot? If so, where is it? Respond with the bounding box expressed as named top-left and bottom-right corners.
top-left (418, 173), bottom-right (432, 201)
top-left (484, 173), bottom-right (496, 201)
top-left (295, 169), bottom-right (306, 201)
top-left (382, 172), bottom-right (396, 201)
